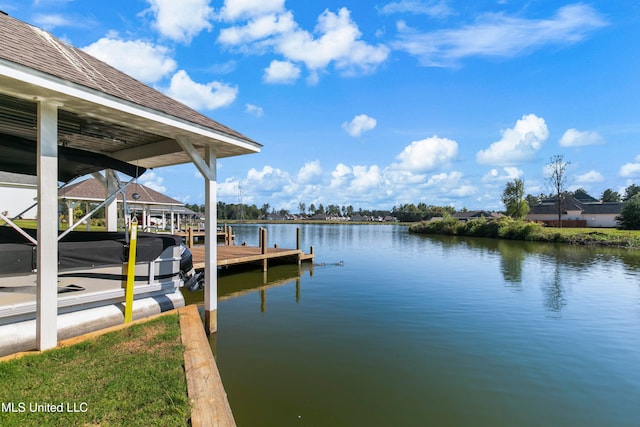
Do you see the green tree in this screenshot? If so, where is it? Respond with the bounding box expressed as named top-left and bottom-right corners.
top-left (260, 203), bottom-right (270, 217)
top-left (502, 178), bottom-right (529, 219)
top-left (617, 194), bottom-right (640, 229)
top-left (623, 184), bottom-right (640, 201)
top-left (601, 188), bottom-right (621, 202)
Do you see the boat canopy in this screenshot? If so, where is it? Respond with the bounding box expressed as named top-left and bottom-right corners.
top-left (0, 133), bottom-right (146, 183)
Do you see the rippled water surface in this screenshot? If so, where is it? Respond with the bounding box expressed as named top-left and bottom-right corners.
top-left (186, 224), bottom-right (640, 426)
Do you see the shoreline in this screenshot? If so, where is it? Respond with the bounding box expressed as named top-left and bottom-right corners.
top-left (408, 217), bottom-right (640, 249)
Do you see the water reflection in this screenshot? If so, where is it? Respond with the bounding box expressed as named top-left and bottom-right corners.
top-left (417, 233), bottom-right (640, 315)
top-left (182, 263), bottom-right (314, 312)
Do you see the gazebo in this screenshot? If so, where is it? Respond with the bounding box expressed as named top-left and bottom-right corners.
top-left (0, 12), bottom-right (261, 351)
top-left (60, 177), bottom-right (197, 232)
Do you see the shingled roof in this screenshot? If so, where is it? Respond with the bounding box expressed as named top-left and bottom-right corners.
top-left (0, 12), bottom-right (252, 142)
top-left (0, 12), bottom-right (261, 169)
top-left (60, 178), bottom-right (183, 206)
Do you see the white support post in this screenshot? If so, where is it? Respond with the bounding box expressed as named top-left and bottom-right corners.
top-left (105, 170), bottom-right (119, 232)
top-left (66, 200), bottom-right (75, 228)
top-left (204, 145), bottom-right (217, 334)
top-left (36, 100), bottom-right (59, 351)
top-left (175, 137), bottom-right (218, 333)
top-left (142, 205), bottom-right (148, 230)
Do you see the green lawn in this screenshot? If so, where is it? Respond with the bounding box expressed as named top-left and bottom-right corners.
top-left (0, 314), bottom-right (190, 427)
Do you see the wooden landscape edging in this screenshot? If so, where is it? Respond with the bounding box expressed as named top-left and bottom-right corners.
top-left (179, 304), bottom-right (236, 427)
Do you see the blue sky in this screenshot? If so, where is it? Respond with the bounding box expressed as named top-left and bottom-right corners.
top-left (3, 1), bottom-right (639, 211)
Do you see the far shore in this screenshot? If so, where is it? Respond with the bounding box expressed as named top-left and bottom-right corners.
top-left (409, 217), bottom-right (640, 249)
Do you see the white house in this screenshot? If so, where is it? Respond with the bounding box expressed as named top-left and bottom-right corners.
top-left (526, 191), bottom-right (624, 228)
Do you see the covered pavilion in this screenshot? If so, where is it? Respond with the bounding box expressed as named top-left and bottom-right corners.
top-left (0, 11), bottom-right (261, 351)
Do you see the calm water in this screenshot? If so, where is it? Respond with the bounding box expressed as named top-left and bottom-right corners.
top-left (185, 224), bottom-right (640, 426)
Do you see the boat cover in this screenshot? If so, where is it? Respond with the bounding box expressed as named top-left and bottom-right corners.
top-left (0, 227), bottom-right (182, 274)
top-left (0, 133), bottom-right (146, 182)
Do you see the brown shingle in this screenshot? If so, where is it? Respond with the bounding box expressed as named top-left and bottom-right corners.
top-left (0, 13), bottom-right (257, 145)
top-left (61, 178), bottom-right (183, 206)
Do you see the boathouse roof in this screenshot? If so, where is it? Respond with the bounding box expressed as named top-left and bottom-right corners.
top-left (0, 12), bottom-right (261, 170)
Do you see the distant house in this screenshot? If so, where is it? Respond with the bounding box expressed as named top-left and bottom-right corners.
top-left (0, 172), bottom-right (38, 219)
top-left (453, 211), bottom-right (502, 222)
top-left (526, 190), bottom-right (624, 228)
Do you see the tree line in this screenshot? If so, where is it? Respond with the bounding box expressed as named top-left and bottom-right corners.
top-left (182, 201), bottom-right (457, 222)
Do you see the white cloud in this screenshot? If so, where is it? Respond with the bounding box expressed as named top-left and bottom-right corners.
top-left (350, 165), bottom-right (382, 192)
top-left (218, 11), bottom-right (295, 45)
top-left (276, 8), bottom-right (390, 75)
top-left (425, 171), bottom-right (462, 187)
top-left (218, 0), bottom-right (286, 21)
top-left (575, 170), bottom-right (604, 184)
top-left (476, 114), bottom-right (549, 166)
top-left (144, 0), bottom-right (213, 43)
top-left (342, 114), bottom-right (377, 137)
top-left (394, 135), bottom-right (458, 172)
top-left (559, 128), bottom-right (604, 147)
top-left (330, 163), bottom-right (352, 188)
top-left (217, 178), bottom-right (240, 198)
top-left (263, 60), bottom-right (301, 84)
top-left (139, 172), bottom-right (167, 193)
top-left (619, 162), bottom-right (640, 178)
top-left (165, 70), bottom-right (238, 110)
top-left (218, 7), bottom-right (389, 81)
top-left (82, 37), bottom-right (177, 84)
top-left (245, 165), bottom-right (290, 191)
top-left (245, 103), bottom-right (264, 117)
top-left (379, 1), bottom-right (454, 17)
top-left (482, 167), bottom-right (523, 182)
top-left (297, 161), bottom-right (323, 184)
top-left (393, 4), bottom-right (607, 67)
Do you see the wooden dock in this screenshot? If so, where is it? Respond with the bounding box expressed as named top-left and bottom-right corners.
top-left (190, 227), bottom-right (314, 271)
top-left (175, 225), bottom-right (235, 248)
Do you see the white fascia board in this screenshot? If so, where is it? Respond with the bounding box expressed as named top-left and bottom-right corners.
top-left (0, 61), bottom-right (261, 153)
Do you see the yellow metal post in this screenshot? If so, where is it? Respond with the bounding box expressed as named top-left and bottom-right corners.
top-left (124, 218), bottom-right (138, 323)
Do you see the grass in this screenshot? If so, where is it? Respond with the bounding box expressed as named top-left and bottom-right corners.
top-left (409, 216), bottom-right (640, 248)
top-left (1, 219), bottom-right (108, 232)
top-left (0, 314), bottom-right (190, 427)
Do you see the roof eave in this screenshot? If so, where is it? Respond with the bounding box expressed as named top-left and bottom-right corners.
top-left (0, 59), bottom-right (261, 167)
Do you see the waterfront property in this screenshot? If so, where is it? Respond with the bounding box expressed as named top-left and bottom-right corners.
top-left (0, 12), bottom-right (261, 353)
top-left (526, 190), bottom-right (624, 227)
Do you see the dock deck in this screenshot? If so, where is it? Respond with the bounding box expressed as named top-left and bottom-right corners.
top-left (191, 245), bottom-right (314, 270)
top-left (190, 226), bottom-right (314, 271)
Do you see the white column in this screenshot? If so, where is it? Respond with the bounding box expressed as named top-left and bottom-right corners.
top-left (105, 170), bottom-right (118, 232)
top-left (141, 205), bottom-right (148, 230)
top-left (66, 201), bottom-right (74, 228)
top-left (204, 145), bottom-right (217, 333)
top-left (36, 100), bottom-right (59, 351)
